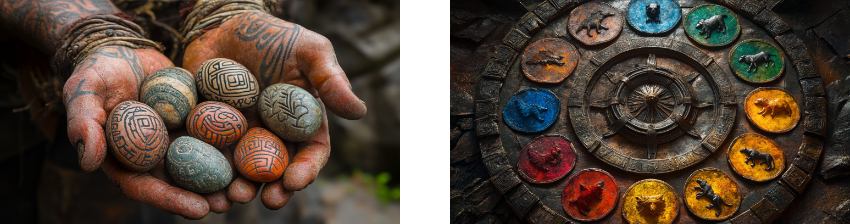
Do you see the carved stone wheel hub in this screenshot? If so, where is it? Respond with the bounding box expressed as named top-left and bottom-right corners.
top-left (569, 38), bottom-right (735, 173)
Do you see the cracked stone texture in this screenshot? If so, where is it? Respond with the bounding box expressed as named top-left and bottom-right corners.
top-left (451, 0), bottom-right (850, 223)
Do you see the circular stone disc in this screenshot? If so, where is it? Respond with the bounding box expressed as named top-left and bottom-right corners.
top-left (684, 168), bottom-right (741, 220)
top-left (744, 88), bottom-right (800, 133)
top-left (621, 179), bottom-right (679, 224)
top-left (727, 133), bottom-right (786, 182)
top-left (521, 38), bottom-right (579, 83)
top-left (728, 39), bottom-right (786, 83)
top-left (627, 0), bottom-right (681, 34)
top-left (517, 135), bottom-right (576, 184)
top-left (561, 168), bottom-right (618, 222)
top-left (683, 4), bottom-right (740, 47)
top-left (502, 88), bottom-right (560, 133)
top-left (568, 2), bottom-right (623, 46)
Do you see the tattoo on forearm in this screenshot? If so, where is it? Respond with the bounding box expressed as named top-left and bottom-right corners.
top-left (65, 78), bottom-right (99, 105)
top-left (234, 12), bottom-right (301, 87)
top-left (0, 0), bottom-right (116, 54)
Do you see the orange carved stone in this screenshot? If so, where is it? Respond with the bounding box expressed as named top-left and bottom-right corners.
top-left (234, 127), bottom-right (288, 182)
top-left (186, 101), bottom-right (248, 148)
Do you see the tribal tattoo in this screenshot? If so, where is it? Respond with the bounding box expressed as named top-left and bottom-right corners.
top-left (0, 0), bottom-right (117, 55)
top-left (234, 12), bottom-right (302, 87)
top-left (64, 46), bottom-right (144, 105)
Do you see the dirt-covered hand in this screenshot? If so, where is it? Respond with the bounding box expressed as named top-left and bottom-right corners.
top-left (183, 11), bottom-right (366, 209)
top-left (63, 46), bottom-right (230, 219)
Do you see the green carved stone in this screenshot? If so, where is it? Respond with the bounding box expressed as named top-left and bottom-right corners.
top-left (684, 4), bottom-right (740, 47)
top-left (166, 136), bottom-right (233, 193)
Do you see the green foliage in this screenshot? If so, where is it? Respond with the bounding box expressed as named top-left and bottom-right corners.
top-left (339, 169), bottom-right (400, 204)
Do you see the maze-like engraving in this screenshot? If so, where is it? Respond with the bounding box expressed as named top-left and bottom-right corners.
top-left (196, 58), bottom-right (259, 109)
top-left (259, 83), bottom-right (323, 142)
top-left (234, 128), bottom-right (287, 182)
top-left (107, 101), bottom-right (169, 171)
top-left (186, 101), bottom-right (247, 148)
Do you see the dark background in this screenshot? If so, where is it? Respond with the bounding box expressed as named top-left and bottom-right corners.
top-left (451, 0), bottom-right (850, 223)
top-left (0, 0), bottom-right (400, 223)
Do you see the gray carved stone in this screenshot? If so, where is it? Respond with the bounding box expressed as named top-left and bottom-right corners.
top-left (259, 83), bottom-right (323, 142)
top-left (166, 136), bottom-right (233, 193)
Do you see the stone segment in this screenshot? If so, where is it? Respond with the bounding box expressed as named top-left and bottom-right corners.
top-left (166, 136), bottom-right (233, 193)
top-left (140, 67), bottom-right (197, 130)
top-left (259, 83), bottom-right (323, 142)
top-left (186, 101), bottom-right (248, 149)
top-left (234, 127), bottom-right (288, 183)
top-left (106, 101), bottom-right (169, 172)
top-left (195, 58), bottom-right (260, 109)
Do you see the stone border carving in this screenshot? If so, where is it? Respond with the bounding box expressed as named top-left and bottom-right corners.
top-left (472, 0), bottom-right (826, 223)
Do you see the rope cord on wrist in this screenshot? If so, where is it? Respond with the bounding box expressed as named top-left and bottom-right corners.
top-left (179, 0), bottom-right (270, 49)
top-left (52, 13), bottom-right (164, 79)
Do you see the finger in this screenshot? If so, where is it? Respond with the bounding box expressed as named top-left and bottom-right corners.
top-left (228, 176), bottom-right (261, 203)
top-left (64, 73), bottom-right (108, 172)
top-left (296, 30), bottom-right (367, 120)
top-left (204, 190), bottom-right (232, 213)
top-left (261, 180), bottom-right (294, 210)
top-left (283, 100), bottom-right (330, 191)
top-left (101, 156), bottom-right (210, 219)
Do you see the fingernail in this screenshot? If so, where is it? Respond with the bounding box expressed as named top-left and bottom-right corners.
top-left (76, 139), bottom-right (85, 164)
top-left (360, 100), bottom-right (366, 106)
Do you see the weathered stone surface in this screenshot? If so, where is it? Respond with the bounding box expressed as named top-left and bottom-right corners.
top-left (140, 67), bottom-right (197, 130)
top-left (195, 58), bottom-right (260, 109)
top-left (186, 101), bottom-right (247, 149)
top-left (234, 127), bottom-right (288, 183)
top-left (166, 136), bottom-right (233, 193)
top-left (106, 101), bottom-right (169, 172)
top-left (259, 83), bottom-right (323, 142)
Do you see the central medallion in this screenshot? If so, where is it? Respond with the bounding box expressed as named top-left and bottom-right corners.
top-left (629, 84), bottom-right (674, 123)
top-left (568, 38), bottom-right (737, 174)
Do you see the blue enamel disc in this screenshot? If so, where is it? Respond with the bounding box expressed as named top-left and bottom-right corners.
top-left (503, 88), bottom-right (560, 133)
top-left (627, 0), bottom-right (681, 34)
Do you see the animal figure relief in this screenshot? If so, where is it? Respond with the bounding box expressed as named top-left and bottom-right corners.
top-left (695, 14), bottom-right (728, 39)
top-left (694, 179), bottom-right (732, 217)
top-left (528, 144), bottom-right (562, 171)
top-left (738, 51), bottom-right (776, 73)
top-left (570, 180), bottom-right (605, 215)
top-left (740, 147), bottom-right (776, 171)
top-left (754, 98), bottom-right (791, 117)
top-left (518, 101), bottom-right (548, 121)
top-left (526, 50), bottom-right (565, 66)
top-left (646, 3), bottom-right (661, 23)
top-left (575, 11), bottom-right (616, 37)
top-left (635, 194), bottom-right (666, 216)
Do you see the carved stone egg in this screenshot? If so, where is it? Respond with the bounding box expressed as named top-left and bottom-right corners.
top-left (234, 127), bottom-right (289, 182)
top-left (166, 136), bottom-right (233, 193)
top-left (140, 67), bottom-right (197, 130)
top-left (186, 101), bottom-right (248, 149)
top-left (106, 101), bottom-right (169, 172)
top-left (259, 83), bottom-right (323, 142)
top-left (195, 58), bottom-right (259, 109)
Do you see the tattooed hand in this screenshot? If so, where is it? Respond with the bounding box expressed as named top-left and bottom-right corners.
top-left (183, 11), bottom-right (367, 209)
top-left (64, 46), bottom-right (237, 218)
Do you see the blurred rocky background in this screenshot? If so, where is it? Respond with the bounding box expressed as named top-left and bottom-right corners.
top-left (0, 0), bottom-right (399, 223)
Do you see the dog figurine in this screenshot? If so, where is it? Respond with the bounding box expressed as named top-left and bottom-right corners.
top-left (695, 14), bottom-right (728, 39)
top-left (570, 180), bottom-right (605, 215)
top-left (694, 179), bottom-right (732, 217)
top-left (754, 98), bottom-right (791, 117)
top-left (738, 51), bottom-right (776, 73)
top-left (740, 147), bottom-right (775, 171)
top-left (635, 194), bottom-right (665, 216)
top-left (575, 11), bottom-right (616, 37)
top-left (646, 3), bottom-right (661, 23)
